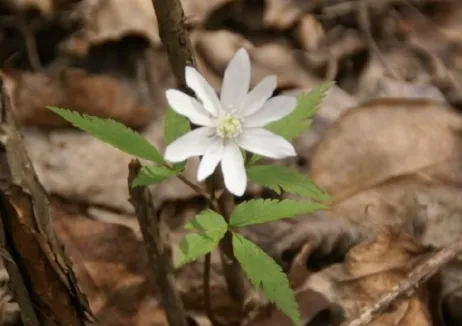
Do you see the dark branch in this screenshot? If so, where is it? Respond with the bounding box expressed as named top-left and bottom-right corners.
top-left (128, 160), bottom-right (188, 326)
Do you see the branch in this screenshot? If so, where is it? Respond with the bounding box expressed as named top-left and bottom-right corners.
top-left (0, 78), bottom-right (91, 325)
top-left (128, 160), bottom-right (188, 326)
top-left (151, 0), bottom-right (195, 94)
top-left (342, 237), bottom-right (462, 326)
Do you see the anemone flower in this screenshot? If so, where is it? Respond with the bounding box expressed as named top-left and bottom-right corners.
top-left (164, 48), bottom-right (297, 196)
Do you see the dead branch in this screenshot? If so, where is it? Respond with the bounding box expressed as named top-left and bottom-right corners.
top-left (356, 0), bottom-right (400, 80)
top-left (151, 0), bottom-right (195, 95)
top-left (342, 237), bottom-right (462, 326)
top-left (128, 160), bottom-right (188, 326)
top-left (0, 78), bottom-right (92, 325)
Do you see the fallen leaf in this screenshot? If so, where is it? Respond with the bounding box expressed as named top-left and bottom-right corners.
top-left (1, 68), bottom-right (154, 129)
top-left (310, 97), bottom-right (462, 325)
top-left (304, 229), bottom-right (432, 326)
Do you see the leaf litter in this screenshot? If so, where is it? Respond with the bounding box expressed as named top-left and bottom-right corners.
top-left (2, 0), bottom-right (462, 325)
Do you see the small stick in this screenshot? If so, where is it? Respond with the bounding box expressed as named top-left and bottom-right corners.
top-left (128, 160), bottom-right (188, 326)
top-left (356, 0), bottom-right (400, 80)
top-left (342, 237), bottom-right (462, 326)
top-left (19, 18), bottom-right (42, 71)
top-left (203, 253), bottom-right (221, 325)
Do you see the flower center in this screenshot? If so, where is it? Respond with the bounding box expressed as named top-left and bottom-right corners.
top-left (216, 114), bottom-right (242, 139)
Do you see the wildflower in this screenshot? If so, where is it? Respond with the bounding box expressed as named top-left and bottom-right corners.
top-left (164, 48), bottom-right (297, 196)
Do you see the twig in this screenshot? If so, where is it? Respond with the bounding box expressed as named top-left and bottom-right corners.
top-left (203, 253), bottom-right (221, 325)
top-left (342, 237), bottom-right (462, 326)
top-left (356, 0), bottom-right (400, 80)
top-left (151, 0), bottom-right (248, 307)
top-left (176, 173), bottom-right (219, 211)
top-left (19, 18), bottom-right (42, 71)
top-left (128, 160), bottom-right (188, 326)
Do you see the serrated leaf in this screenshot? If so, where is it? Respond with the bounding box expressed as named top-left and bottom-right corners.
top-left (48, 107), bottom-right (165, 164)
top-left (266, 82), bottom-right (332, 141)
top-left (232, 233), bottom-right (301, 326)
top-left (164, 106), bottom-right (191, 145)
top-left (131, 165), bottom-right (182, 187)
top-left (175, 232), bottom-right (224, 267)
top-left (184, 209), bottom-right (227, 236)
top-left (175, 210), bottom-right (228, 267)
top-left (247, 165), bottom-right (331, 201)
top-left (247, 83), bottom-right (332, 165)
top-left (229, 199), bottom-right (325, 228)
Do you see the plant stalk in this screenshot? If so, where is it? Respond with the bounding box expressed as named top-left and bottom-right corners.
top-left (151, 0), bottom-right (248, 311)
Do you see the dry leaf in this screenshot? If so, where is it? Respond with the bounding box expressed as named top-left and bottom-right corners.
top-left (303, 229), bottom-right (432, 326)
top-left (310, 97), bottom-right (462, 325)
top-left (311, 99), bottom-right (462, 201)
top-left (1, 68), bottom-right (154, 129)
top-left (51, 202), bottom-right (170, 326)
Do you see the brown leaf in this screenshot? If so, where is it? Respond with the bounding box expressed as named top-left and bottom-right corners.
top-left (51, 202), bottom-right (168, 326)
top-left (304, 229), bottom-right (432, 326)
top-left (1, 68), bottom-right (154, 129)
top-left (1, 0), bottom-right (54, 16)
top-left (309, 98), bottom-right (462, 325)
top-left (53, 200), bottom-right (245, 325)
top-left (292, 14), bottom-right (325, 52)
top-left (263, 0), bottom-right (303, 30)
top-left (193, 30), bottom-right (319, 90)
top-left (76, 0), bottom-right (160, 47)
top-left (253, 229), bottom-right (432, 326)
top-left (65, 0), bottom-right (231, 52)
top-left (356, 48), bottom-right (445, 102)
top-left (311, 99), bottom-right (462, 201)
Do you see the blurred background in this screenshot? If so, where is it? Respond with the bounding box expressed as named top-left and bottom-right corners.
top-left (1, 0), bottom-right (462, 325)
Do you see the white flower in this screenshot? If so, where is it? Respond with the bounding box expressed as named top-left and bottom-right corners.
top-left (164, 48), bottom-right (297, 196)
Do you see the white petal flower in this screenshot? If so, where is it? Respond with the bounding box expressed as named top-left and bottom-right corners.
top-left (164, 48), bottom-right (297, 196)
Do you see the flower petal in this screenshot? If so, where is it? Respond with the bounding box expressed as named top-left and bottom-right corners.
top-left (185, 66), bottom-right (221, 117)
top-left (237, 128), bottom-right (296, 158)
top-left (220, 48), bottom-right (251, 111)
top-left (244, 95), bottom-right (297, 127)
top-left (221, 142), bottom-right (246, 196)
top-left (240, 75), bottom-right (277, 117)
top-left (166, 89), bottom-right (213, 126)
top-left (164, 127), bottom-right (216, 162)
top-left (197, 140), bottom-right (224, 181)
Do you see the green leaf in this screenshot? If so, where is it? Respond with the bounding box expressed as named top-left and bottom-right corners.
top-left (229, 199), bottom-right (325, 228)
top-left (175, 210), bottom-right (228, 267)
top-left (132, 165), bottom-right (182, 187)
top-left (247, 82), bottom-right (332, 165)
top-left (48, 107), bottom-right (165, 164)
top-left (184, 209), bottom-right (228, 236)
top-left (266, 82), bottom-right (332, 141)
top-left (247, 165), bottom-right (331, 201)
top-left (164, 106), bottom-right (191, 145)
top-left (232, 233), bottom-right (301, 326)
top-left (175, 233), bottom-right (222, 267)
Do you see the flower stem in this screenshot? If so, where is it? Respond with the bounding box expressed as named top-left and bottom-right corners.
top-left (150, 0), bottom-right (248, 316)
top-left (209, 172), bottom-right (248, 302)
top-left (203, 253), bottom-right (221, 325)
top-left (175, 173), bottom-right (219, 210)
